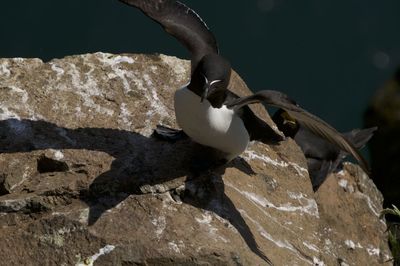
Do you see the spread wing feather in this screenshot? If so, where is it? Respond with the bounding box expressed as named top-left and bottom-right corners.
top-left (119, 0), bottom-right (218, 71)
top-left (226, 90), bottom-right (370, 173)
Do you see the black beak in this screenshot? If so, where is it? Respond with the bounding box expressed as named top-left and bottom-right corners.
top-left (200, 84), bottom-right (210, 103)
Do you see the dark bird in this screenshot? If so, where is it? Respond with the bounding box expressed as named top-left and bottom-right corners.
top-left (118, 0), bottom-right (371, 175)
top-left (119, 0), bottom-right (374, 264)
top-left (120, 0), bottom-right (368, 175)
top-left (272, 109), bottom-right (377, 190)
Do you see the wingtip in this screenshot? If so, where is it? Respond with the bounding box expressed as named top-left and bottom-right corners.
top-left (361, 161), bottom-right (372, 176)
top-left (118, 0), bottom-right (138, 7)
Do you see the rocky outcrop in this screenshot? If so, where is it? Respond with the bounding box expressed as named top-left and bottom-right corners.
top-left (0, 53), bottom-right (391, 265)
top-left (365, 68), bottom-right (400, 208)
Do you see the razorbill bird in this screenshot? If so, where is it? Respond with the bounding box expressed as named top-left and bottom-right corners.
top-left (272, 109), bottom-right (377, 190)
top-left (119, 0), bottom-right (371, 174)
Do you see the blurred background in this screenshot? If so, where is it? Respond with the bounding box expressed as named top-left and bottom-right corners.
top-left (1, 0), bottom-right (400, 206)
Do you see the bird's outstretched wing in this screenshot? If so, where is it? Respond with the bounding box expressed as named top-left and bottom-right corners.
top-left (226, 90), bottom-right (370, 173)
top-left (119, 0), bottom-right (218, 70)
top-left (225, 90), bottom-right (284, 143)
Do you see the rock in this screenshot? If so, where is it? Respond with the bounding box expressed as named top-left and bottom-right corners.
top-left (364, 68), bottom-right (400, 208)
top-left (0, 53), bottom-right (391, 265)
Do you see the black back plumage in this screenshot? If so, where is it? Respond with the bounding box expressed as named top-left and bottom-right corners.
top-left (119, 0), bottom-right (218, 71)
top-left (272, 109), bottom-right (377, 190)
top-left (226, 90), bottom-right (372, 174)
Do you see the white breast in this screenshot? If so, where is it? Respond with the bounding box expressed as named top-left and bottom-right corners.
top-left (174, 87), bottom-right (250, 161)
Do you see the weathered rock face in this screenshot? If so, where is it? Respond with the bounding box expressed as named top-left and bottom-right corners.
top-left (0, 53), bottom-right (391, 265)
top-left (364, 69), bottom-right (400, 208)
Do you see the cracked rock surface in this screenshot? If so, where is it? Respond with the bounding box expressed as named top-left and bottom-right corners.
top-left (0, 53), bottom-right (391, 265)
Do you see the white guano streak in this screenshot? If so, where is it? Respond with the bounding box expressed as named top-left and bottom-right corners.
top-left (243, 150), bottom-right (308, 177)
top-left (99, 53), bottom-right (170, 135)
top-left (0, 62), bottom-right (11, 77)
top-left (50, 62), bottom-right (65, 77)
top-left (195, 212), bottom-right (228, 243)
top-left (76, 245), bottom-right (115, 266)
top-left (239, 209), bottom-right (314, 265)
top-left (226, 182), bottom-right (319, 218)
top-left (66, 62), bottom-right (114, 116)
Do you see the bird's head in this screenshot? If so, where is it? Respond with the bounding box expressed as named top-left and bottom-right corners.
top-left (272, 109), bottom-right (299, 138)
top-left (191, 54), bottom-right (231, 104)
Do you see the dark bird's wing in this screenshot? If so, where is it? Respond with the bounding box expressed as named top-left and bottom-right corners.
top-left (225, 91), bottom-right (284, 143)
top-left (226, 90), bottom-right (370, 173)
top-left (119, 0), bottom-right (218, 71)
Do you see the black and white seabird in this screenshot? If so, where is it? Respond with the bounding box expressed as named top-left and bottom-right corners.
top-left (119, 0), bottom-right (371, 175)
top-left (272, 109), bottom-right (377, 190)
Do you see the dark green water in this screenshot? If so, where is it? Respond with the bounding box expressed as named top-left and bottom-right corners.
top-left (1, 0), bottom-right (399, 131)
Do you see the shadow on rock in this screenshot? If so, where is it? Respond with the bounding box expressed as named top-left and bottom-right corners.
top-left (182, 167), bottom-right (271, 264)
top-left (0, 118), bottom-right (270, 263)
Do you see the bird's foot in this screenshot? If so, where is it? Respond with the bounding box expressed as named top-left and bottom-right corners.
top-left (152, 125), bottom-right (188, 142)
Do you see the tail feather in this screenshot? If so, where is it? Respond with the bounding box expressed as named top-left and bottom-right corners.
top-left (342, 127), bottom-right (377, 150)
